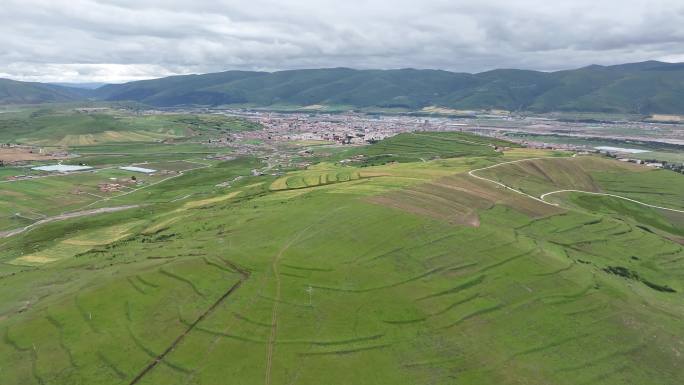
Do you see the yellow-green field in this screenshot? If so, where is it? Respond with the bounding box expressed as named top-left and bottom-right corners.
top-left (270, 165), bottom-right (362, 190)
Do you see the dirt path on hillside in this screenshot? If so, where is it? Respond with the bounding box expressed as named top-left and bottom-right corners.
top-left (264, 230), bottom-right (309, 385)
top-left (540, 189), bottom-right (684, 213)
top-left (262, 212), bottom-right (342, 385)
top-left (468, 157), bottom-right (558, 206)
top-left (469, 156), bottom-right (684, 213)
top-left (0, 205), bottom-right (140, 238)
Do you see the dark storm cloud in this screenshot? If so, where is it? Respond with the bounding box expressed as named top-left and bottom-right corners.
top-left (1, 0), bottom-right (683, 82)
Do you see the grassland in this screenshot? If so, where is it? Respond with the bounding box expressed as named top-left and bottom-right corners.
top-left (0, 162), bottom-right (190, 231)
top-left (339, 131), bottom-right (516, 166)
top-left (477, 156), bottom-right (684, 211)
top-left (0, 168), bottom-right (160, 230)
top-left (0, 107), bottom-right (260, 146)
top-left (0, 129), bottom-right (683, 385)
top-left (60, 142), bottom-right (227, 166)
top-left (0, 106), bottom-right (262, 231)
top-left (270, 164), bottom-right (362, 190)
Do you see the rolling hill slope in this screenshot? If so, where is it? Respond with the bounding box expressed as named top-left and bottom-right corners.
top-left (1, 137), bottom-right (684, 384)
top-left (0, 79), bottom-right (88, 104)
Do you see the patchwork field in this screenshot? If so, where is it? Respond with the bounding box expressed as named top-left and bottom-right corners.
top-left (0, 128), bottom-right (683, 385)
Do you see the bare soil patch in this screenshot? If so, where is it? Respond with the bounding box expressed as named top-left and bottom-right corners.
top-left (0, 147), bottom-right (68, 162)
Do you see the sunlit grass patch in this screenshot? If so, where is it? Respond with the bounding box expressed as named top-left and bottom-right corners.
top-left (177, 191), bottom-right (241, 211)
top-left (10, 220), bottom-right (144, 266)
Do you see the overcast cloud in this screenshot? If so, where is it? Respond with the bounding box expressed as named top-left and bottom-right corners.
top-left (1, 0), bottom-right (684, 83)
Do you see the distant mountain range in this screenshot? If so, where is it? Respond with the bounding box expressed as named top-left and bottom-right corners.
top-left (49, 82), bottom-right (107, 90)
top-left (3, 61), bottom-right (684, 114)
top-left (0, 78), bottom-right (90, 105)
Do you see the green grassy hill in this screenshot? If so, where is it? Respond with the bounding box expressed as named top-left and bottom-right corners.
top-left (1, 132), bottom-right (683, 384)
top-left (340, 131), bottom-right (516, 166)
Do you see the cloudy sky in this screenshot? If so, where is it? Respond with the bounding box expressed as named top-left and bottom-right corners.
top-left (1, 0), bottom-right (684, 83)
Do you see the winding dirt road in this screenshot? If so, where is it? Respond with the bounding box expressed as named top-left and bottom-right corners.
top-left (468, 157), bottom-right (684, 214)
top-left (264, 230), bottom-right (310, 385)
top-left (540, 189), bottom-right (684, 213)
top-left (467, 157), bottom-right (557, 206)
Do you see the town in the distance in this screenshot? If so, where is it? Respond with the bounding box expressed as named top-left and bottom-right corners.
top-left (4, 107), bottom-right (683, 181)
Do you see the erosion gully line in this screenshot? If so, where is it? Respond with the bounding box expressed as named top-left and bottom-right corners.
top-left (129, 264), bottom-right (250, 385)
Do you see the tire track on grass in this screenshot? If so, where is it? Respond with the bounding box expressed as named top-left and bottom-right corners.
top-left (264, 229), bottom-right (310, 385)
top-left (263, 208), bottom-right (345, 385)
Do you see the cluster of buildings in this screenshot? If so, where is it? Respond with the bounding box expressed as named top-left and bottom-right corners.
top-left (616, 158), bottom-right (663, 168)
top-left (214, 111), bottom-right (471, 146)
top-left (97, 178), bottom-right (139, 193)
